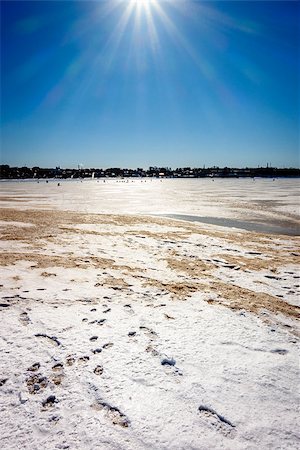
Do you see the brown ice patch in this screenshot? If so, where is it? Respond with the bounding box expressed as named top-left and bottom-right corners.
top-left (143, 278), bottom-right (207, 299)
top-left (212, 246), bottom-right (299, 271)
top-left (208, 281), bottom-right (300, 320)
top-left (95, 276), bottom-right (130, 290)
top-left (0, 207), bottom-right (238, 246)
top-left (1, 207), bottom-right (299, 249)
top-left (58, 226), bottom-right (118, 238)
top-left (0, 252), bottom-right (114, 270)
top-left (0, 208), bottom-right (187, 245)
top-left (125, 230), bottom-right (189, 241)
top-left (116, 265), bottom-right (147, 278)
top-left (166, 255), bottom-right (215, 277)
top-left (213, 254), bottom-right (274, 272)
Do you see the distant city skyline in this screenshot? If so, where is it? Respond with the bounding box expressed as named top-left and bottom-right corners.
top-left (1, 1), bottom-right (299, 168)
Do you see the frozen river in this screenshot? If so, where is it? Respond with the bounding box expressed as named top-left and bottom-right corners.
top-left (0, 178), bottom-right (299, 450)
top-left (1, 178), bottom-right (299, 235)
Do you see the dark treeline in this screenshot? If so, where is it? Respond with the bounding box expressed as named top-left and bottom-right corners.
top-left (1, 164), bottom-right (299, 179)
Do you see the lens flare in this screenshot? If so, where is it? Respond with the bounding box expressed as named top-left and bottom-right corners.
top-left (29, 0), bottom-right (261, 122)
top-left (132, 0), bottom-right (156, 7)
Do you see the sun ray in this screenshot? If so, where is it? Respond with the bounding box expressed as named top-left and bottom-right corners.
top-left (143, 1), bottom-right (160, 55)
top-left (151, 1), bottom-right (215, 81)
top-left (37, 0), bottom-right (261, 126)
top-left (134, 0), bottom-right (159, 52)
top-left (103, 1), bottom-right (136, 70)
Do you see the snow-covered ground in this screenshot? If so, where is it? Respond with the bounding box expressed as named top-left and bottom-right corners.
top-left (1, 177), bottom-right (299, 219)
top-left (0, 180), bottom-right (299, 449)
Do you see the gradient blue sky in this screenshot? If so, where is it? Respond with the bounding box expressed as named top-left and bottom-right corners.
top-left (1, 0), bottom-right (299, 168)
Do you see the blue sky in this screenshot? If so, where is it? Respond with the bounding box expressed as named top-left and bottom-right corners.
top-left (1, 0), bottom-right (299, 168)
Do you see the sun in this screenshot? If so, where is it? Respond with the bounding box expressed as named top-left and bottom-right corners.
top-left (134, 0), bottom-right (154, 3)
top-left (131, 0), bottom-right (156, 9)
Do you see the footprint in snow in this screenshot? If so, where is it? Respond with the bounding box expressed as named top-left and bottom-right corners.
top-left (145, 344), bottom-right (183, 377)
top-left (88, 381), bottom-right (130, 427)
top-left (51, 363), bottom-right (64, 385)
top-left (91, 398), bottom-right (130, 428)
top-left (92, 348), bottom-right (102, 354)
top-left (27, 362), bottom-right (40, 372)
top-left (35, 333), bottom-right (61, 346)
top-left (198, 405), bottom-right (236, 437)
top-left (128, 331), bottom-right (136, 337)
top-left (97, 319), bottom-right (107, 326)
top-left (161, 356), bottom-right (183, 377)
top-left (78, 356), bottom-right (90, 364)
top-left (42, 395), bottom-right (58, 409)
top-left (124, 304), bottom-right (134, 315)
top-left (26, 373), bottom-right (48, 394)
top-left (66, 355), bottom-right (76, 366)
top-left (94, 365), bottom-right (104, 375)
top-left (48, 414), bottom-right (60, 424)
top-left (161, 357), bottom-right (176, 366)
top-left (146, 345), bottom-right (159, 357)
top-left (140, 326), bottom-right (158, 339)
top-left (19, 312), bottom-right (31, 325)
top-left (52, 373), bottom-right (64, 385)
top-left (102, 342), bottom-right (114, 349)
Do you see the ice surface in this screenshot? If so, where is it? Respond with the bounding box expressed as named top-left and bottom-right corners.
top-left (1, 177), bottom-right (299, 224)
top-left (0, 180), bottom-right (299, 449)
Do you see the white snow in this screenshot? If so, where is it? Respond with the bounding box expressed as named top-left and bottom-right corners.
top-left (1, 177), bottom-right (299, 219)
top-left (0, 179), bottom-right (299, 450)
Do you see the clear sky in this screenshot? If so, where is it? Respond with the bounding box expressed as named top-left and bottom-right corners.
top-left (1, 0), bottom-right (299, 168)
